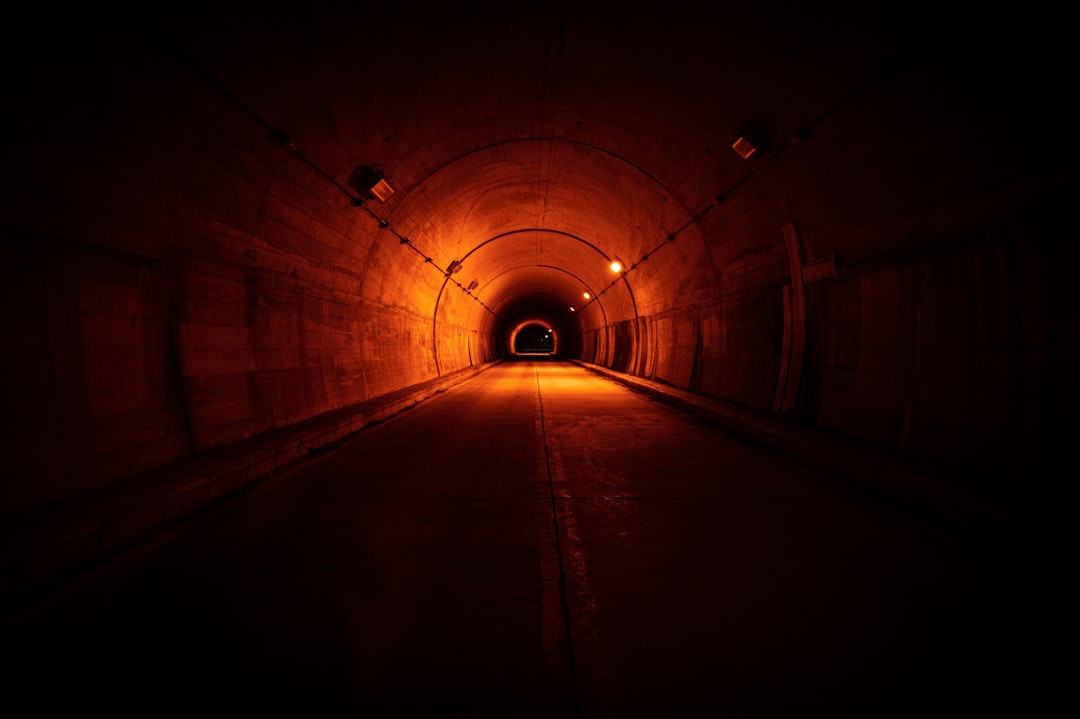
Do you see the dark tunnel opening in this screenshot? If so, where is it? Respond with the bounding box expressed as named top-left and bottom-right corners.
top-left (513, 323), bottom-right (554, 354)
top-left (493, 293), bottom-right (584, 360)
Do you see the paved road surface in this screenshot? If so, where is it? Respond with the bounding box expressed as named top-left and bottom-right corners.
top-left (1, 357), bottom-right (1073, 717)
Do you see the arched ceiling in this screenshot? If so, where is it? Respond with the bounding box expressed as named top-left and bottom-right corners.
top-left (14, 1), bottom-right (952, 347)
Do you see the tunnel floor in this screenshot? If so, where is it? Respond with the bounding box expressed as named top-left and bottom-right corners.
top-left (1, 357), bottom-right (1074, 717)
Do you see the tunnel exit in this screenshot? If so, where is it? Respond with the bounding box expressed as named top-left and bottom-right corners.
top-left (512, 323), bottom-right (555, 354)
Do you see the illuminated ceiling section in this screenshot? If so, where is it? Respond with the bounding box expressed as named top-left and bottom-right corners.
top-left (393, 140), bottom-right (699, 342)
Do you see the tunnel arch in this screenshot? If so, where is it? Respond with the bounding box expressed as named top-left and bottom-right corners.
top-left (485, 280), bottom-right (585, 359)
top-left (375, 138), bottom-right (707, 374)
top-left (432, 235), bottom-right (623, 370)
top-left (460, 231), bottom-right (624, 333)
top-left (509, 321), bottom-right (557, 355)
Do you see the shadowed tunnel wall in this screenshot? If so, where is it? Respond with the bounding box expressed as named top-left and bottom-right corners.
top-left (1, 2), bottom-right (1076, 590)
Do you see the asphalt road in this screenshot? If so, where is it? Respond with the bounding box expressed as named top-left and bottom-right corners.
top-left (1, 356), bottom-right (1073, 717)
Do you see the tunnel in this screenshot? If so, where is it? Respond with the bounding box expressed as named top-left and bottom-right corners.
top-left (1, 1), bottom-right (1077, 715)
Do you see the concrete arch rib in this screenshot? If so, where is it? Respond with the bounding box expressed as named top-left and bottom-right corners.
top-left (434, 260), bottom-right (605, 370)
top-left (373, 139), bottom-right (711, 365)
top-left (460, 230), bottom-right (621, 328)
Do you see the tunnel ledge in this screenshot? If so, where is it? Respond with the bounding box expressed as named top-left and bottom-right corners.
top-left (1, 361), bottom-right (503, 623)
top-left (570, 360), bottom-right (1076, 565)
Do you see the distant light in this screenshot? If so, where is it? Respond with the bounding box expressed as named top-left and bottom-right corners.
top-left (583, 292), bottom-right (590, 299)
top-left (610, 261), bottom-right (622, 272)
top-left (570, 307), bottom-right (575, 312)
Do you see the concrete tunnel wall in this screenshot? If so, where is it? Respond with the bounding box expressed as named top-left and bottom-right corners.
top-left (1, 4), bottom-right (1076, 528)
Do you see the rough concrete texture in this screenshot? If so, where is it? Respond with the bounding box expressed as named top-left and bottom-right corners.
top-left (0, 1), bottom-right (1076, 640)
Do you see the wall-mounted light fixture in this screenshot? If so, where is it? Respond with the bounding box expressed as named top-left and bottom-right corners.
top-left (348, 164), bottom-right (395, 202)
top-left (445, 259), bottom-right (463, 275)
top-left (730, 121), bottom-right (768, 160)
top-left (583, 291), bottom-right (591, 299)
top-left (731, 134), bottom-right (758, 159)
top-left (609, 259), bottom-right (623, 273)
top-left (466, 279), bottom-right (479, 291)
top-left (369, 176), bottom-right (394, 202)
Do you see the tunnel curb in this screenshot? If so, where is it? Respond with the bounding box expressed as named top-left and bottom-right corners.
top-left (1, 361), bottom-right (502, 623)
top-left (570, 361), bottom-right (1076, 565)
